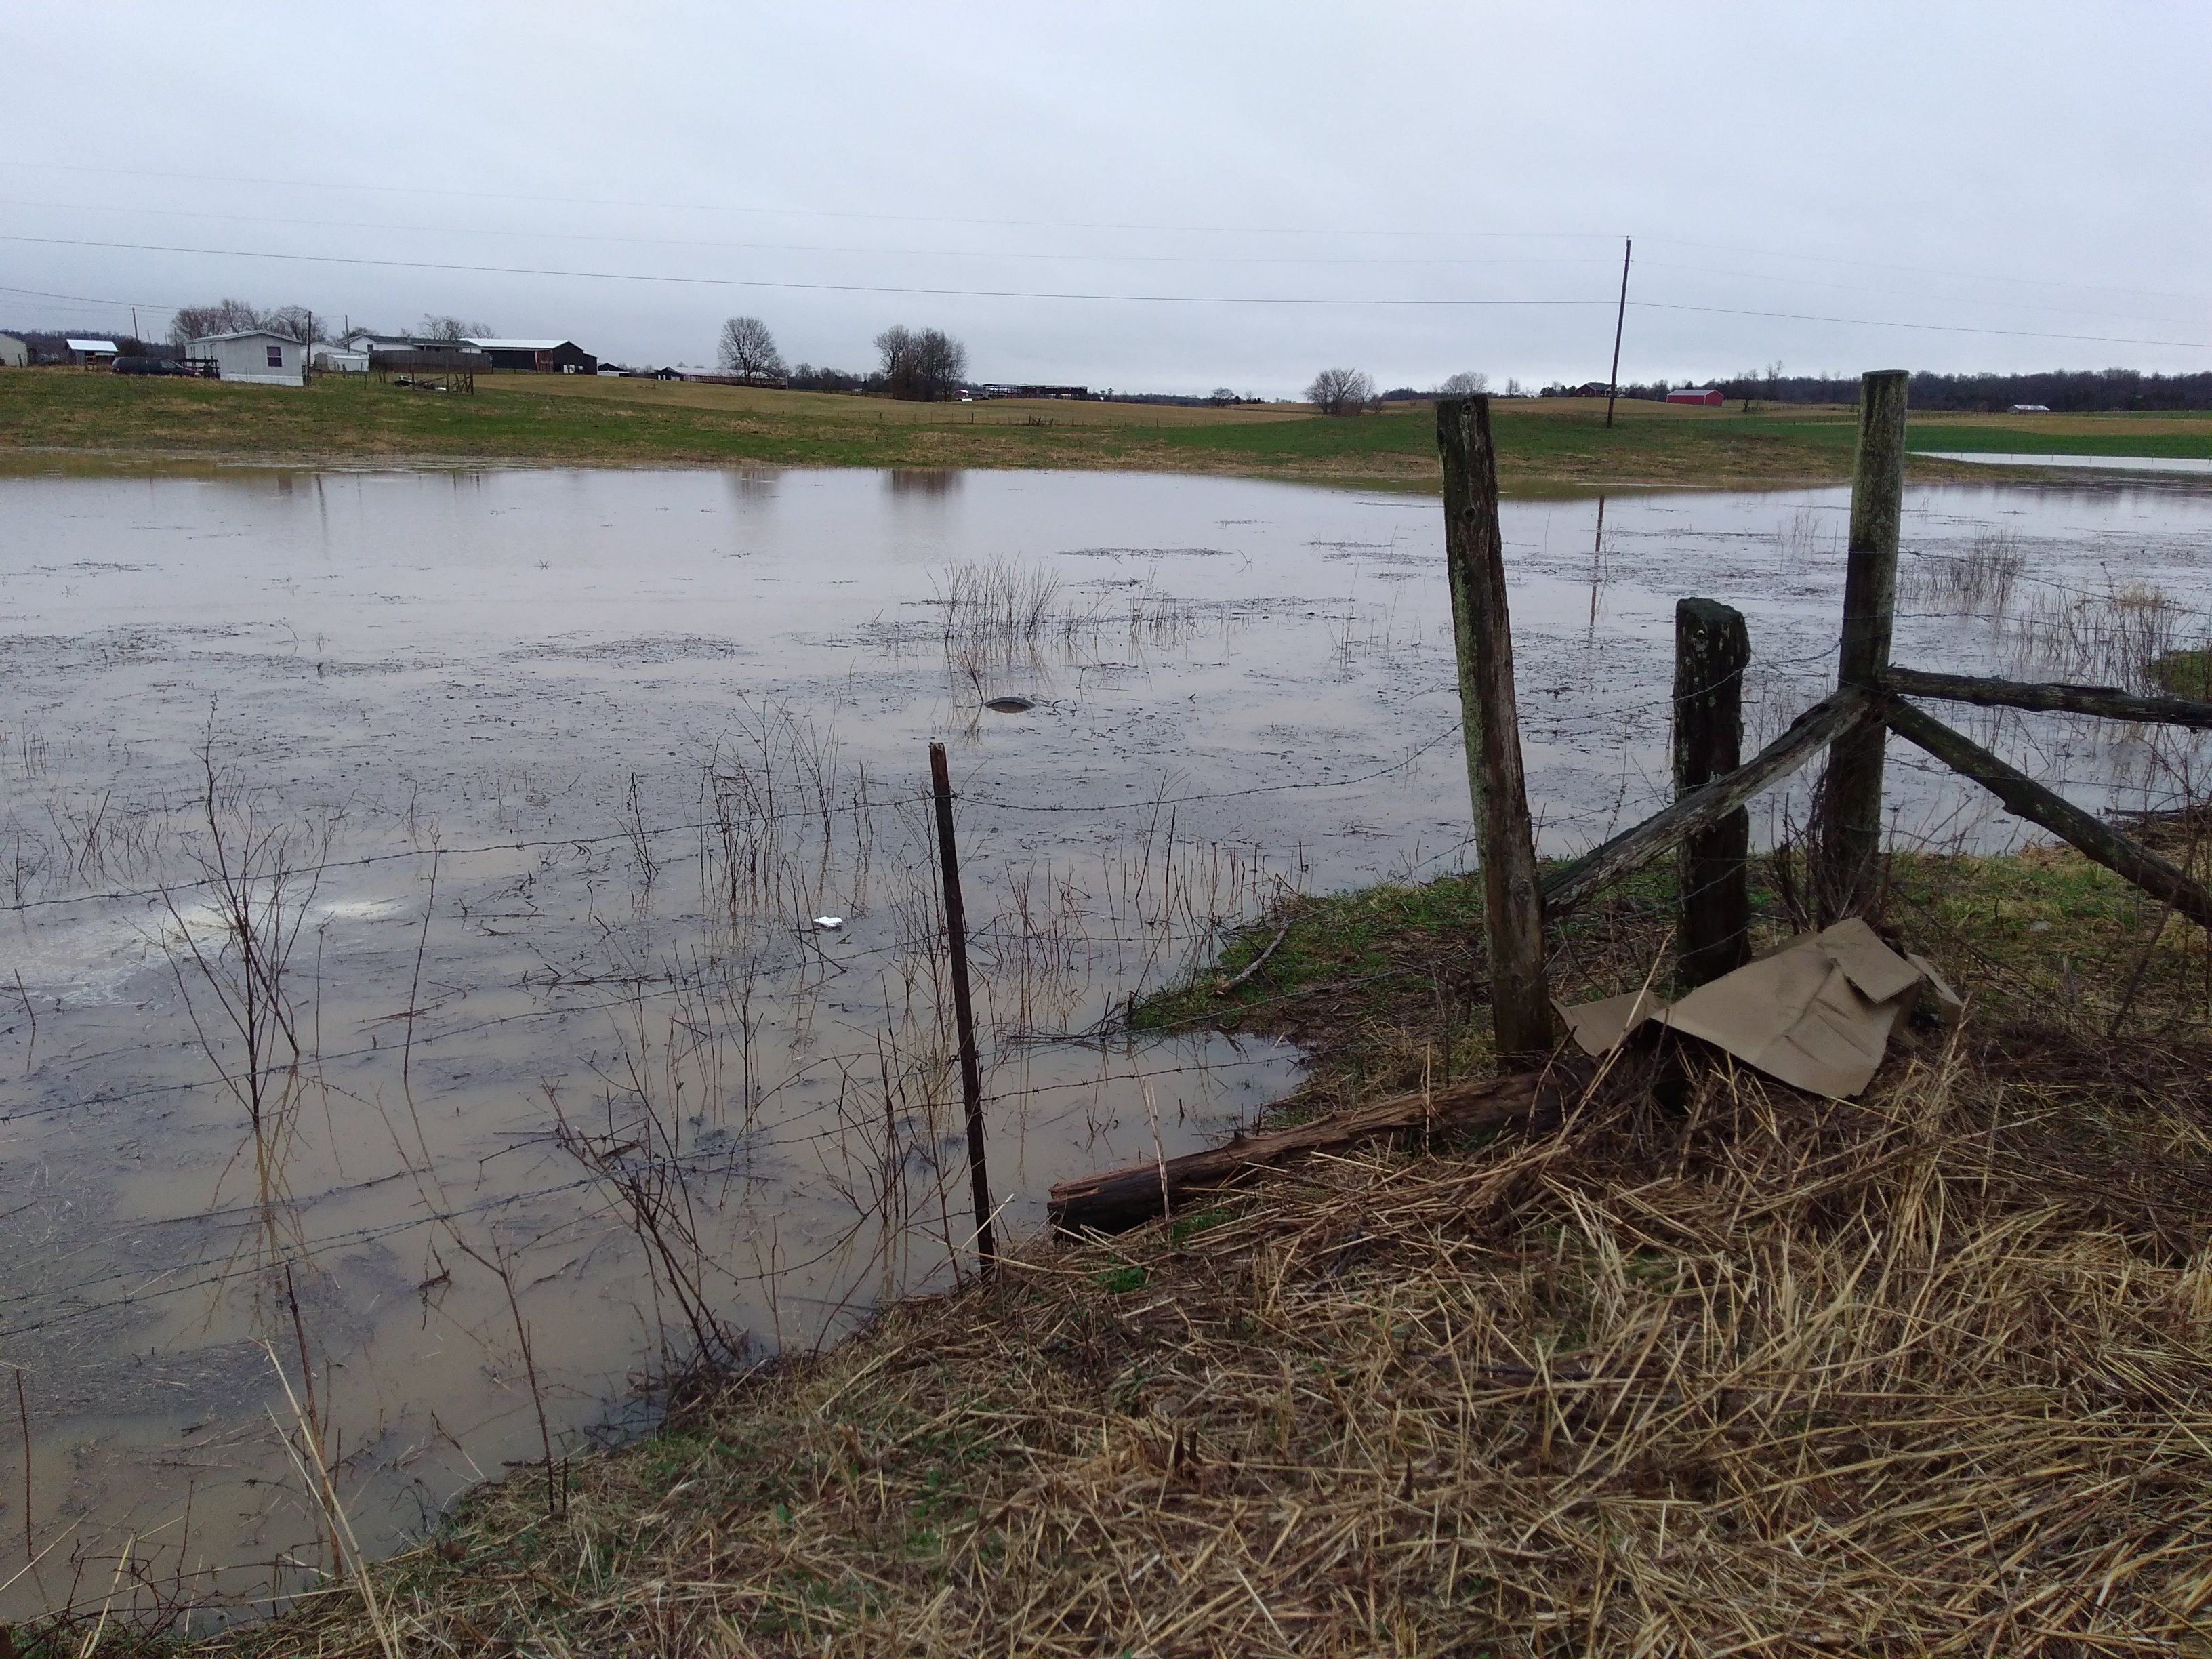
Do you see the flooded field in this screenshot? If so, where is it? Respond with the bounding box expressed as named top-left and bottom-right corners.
top-left (3, 462), bottom-right (2210, 1628)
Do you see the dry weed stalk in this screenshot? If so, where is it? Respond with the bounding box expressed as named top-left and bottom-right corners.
top-left (186, 1032), bottom-right (2212, 1656)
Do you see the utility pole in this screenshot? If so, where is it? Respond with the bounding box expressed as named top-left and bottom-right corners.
top-left (1604, 237), bottom-right (1632, 429)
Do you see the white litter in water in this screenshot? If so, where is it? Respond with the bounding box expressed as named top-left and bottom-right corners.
top-left (812, 916), bottom-right (844, 930)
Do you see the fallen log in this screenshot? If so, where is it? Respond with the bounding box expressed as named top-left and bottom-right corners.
top-left (1048, 1057), bottom-right (1590, 1235)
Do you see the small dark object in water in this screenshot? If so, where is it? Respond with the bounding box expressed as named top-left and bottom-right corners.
top-left (983, 695), bottom-right (1036, 714)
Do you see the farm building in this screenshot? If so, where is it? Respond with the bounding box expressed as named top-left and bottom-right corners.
top-left (464, 337), bottom-right (596, 373)
top-left (66, 337), bottom-right (119, 367)
top-left (182, 330), bottom-right (308, 386)
top-left (0, 332), bottom-right (26, 367)
top-left (1666, 387), bottom-right (1726, 406)
top-left (312, 345), bottom-right (371, 373)
top-left (2009, 403), bottom-right (2053, 413)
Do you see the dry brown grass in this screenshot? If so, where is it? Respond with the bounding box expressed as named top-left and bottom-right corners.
top-left (180, 1023), bottom-right (2212, 1657)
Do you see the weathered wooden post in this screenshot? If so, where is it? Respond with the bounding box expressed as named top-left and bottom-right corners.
top-left (928, 741), bottom-right (995, 1273)
top-left (1437, 396), bottom-right (1555, 1063)
top-left (1674, 598), bottom-right (1751, 986)
top-left (1817, 368), bottom-right (1910, 920)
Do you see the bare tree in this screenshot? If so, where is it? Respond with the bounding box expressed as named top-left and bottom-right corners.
top-left (1208, 386), bottom-right (1238, 405)
top-left (418, 314), bottom-right (494, 342)
top-left (168, 298), bottom-right (324, 345)
top-left (1306, 366), bottom-right (1375, 417)
top-left (876, 325), bottom-right (968, 401)
top-left (264, 306), bottom-right (319, 344)
top-left (1435, 371), bottom-right (1489, 396)
top-left (717, 316), bottom-right (787, 382)
top-left (169, 298), bottom-right (266, 345)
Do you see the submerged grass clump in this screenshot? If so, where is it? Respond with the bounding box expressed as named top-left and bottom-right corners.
top-left (1900, 527), bottom-right (2026, 617)
top-left (175, 1026), bottom-right (2212, 1656)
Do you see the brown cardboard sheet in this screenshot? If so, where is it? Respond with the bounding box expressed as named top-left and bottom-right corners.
top-left (1556, 918), bottom-right (1950, 1097)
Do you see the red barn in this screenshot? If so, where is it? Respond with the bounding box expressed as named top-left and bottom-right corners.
top-left (1666, 387), bottom-right (1725, 406)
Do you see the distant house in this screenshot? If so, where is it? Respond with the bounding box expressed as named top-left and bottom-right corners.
top-left (976, 383), bottom-right (1092, 401)
top-left (2009, 403), bottom-right (2052, 414)
top-left (1666, 387), bottom-right (1725, 407)
top-left (183, 330), bottom-right (307, 386)
top-left (464, 337), bottom-right (597, 374)
top-left (66, 337), bottom-right (119, 367)
top-left (1570, 381), bottom-right (1611, 397)
top-left (0, 332), bottom-right (26, 367)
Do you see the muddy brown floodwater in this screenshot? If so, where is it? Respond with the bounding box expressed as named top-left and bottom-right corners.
top-left (2, 462), bottom-right (2209, 1628)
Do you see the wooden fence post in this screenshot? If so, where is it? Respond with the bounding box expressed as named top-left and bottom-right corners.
top-left (1674, 598), bottom-right (1751, 987)
top-left (928, 742), bottom-right (994, 1273)
top-left (1437, 396), bottom-right (1554, 1063)
top-left (1818, 367), bottom-right (1910, 919)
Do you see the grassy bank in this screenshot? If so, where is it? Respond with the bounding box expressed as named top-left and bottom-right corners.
top-left (88, 838), bottom-right (2211, 1657)
top-left (10, 369), bottom-right (2203, 492)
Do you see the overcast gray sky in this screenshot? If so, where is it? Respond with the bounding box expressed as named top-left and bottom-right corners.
top-left (3, 1), bottom-right (2206, 394)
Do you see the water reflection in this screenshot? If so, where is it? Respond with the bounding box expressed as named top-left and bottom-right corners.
top-left (886, 467), bottom-right (961, 498)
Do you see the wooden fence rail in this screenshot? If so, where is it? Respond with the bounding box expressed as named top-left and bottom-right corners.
top-left (1879, 666), bottom-right (2212, 729)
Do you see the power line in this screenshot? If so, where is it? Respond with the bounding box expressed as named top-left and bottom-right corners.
top-left (0, 159), bottom-right (1624, 245)
top-left (0, 197), bottom-right (1620, 274)
top-left (1639, 235), bottom-right (2212, 311)
top-left (1633, 257), bottom-right (2211, 331)
top-left (8, 232), bottom-right (2206, 352)
top-left (0, 234), bottom-right (1617, 309)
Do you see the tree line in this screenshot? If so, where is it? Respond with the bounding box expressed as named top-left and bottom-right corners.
top-left (1715, 367), bottom-right (2212, 413)
top-left (1572, 365), bottom-right (2212, 412)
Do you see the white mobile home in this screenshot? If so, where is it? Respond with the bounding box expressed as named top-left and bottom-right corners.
top-left (184, 330), bottom-right (308, 386)
top-left (0, 333), bottom-right (27, 367)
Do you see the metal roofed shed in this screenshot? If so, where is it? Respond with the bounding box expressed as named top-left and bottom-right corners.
top-left (464, 337), bottom-right (597, 373)
top-left (182, 330), bottom-right (308, 386)
top-left (66, 337), bottom-right (120, 367)
top-left (1665, 387), bottom-right (1726, 406)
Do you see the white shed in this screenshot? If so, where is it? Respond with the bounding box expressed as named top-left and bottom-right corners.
top-left (184, 331), bottom-right (307, 386)
top-left (0, 333), bottom-right (27, 368)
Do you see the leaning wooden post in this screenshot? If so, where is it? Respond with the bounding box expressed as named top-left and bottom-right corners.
top-left (1674, 598), bottom-right (1752, 987)
top-left (928, 742), bottom-right (994, 1273)
top-left (1437, 396), bottom-right (1554, 1063)
top-left (1817, 368), bottom-right (1910, 920)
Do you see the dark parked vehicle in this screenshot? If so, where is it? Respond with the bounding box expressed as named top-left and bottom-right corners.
top-left (112, 355), bottom-right (203, 376)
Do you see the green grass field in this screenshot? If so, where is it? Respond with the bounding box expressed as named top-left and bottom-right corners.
top-left (3, 367), bottom-right (2207, 492)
